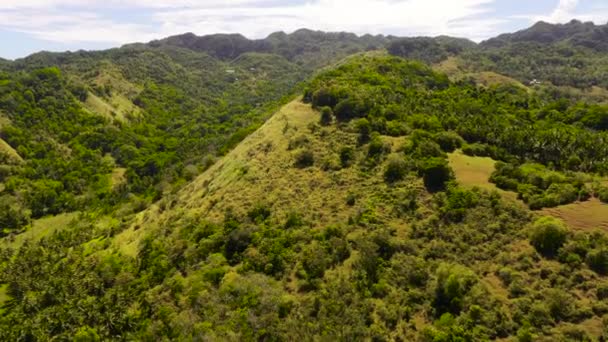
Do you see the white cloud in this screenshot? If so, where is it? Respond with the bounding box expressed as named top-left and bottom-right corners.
top-left (154, 0), bottom-right (497, 37)
top-left (519, 0), bottom-right (608, 25)
top-left (548, 0), bottom-right (580, 22)
top-left (0, 0), bottom-right (505, 46)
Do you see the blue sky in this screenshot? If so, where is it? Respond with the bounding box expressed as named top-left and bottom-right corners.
top-left (0, 0), bottom-right (606, 60)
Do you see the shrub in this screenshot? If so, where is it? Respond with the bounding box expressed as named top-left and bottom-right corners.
top-left (433, 263), bottom-right (477, 315)
top-left (340, 146), bottom-right (355, 167)
top-left (462, 143), bottom-right (486, 157)
top-left (248, 204), bottom-right (272, 223)
top-left (597, 284), bottom-right (608, 299)
top-left (346, 192), bottom-right (356, 206)
top-left (288, 135), bottom-right (310, 150)
top-left (530, 216), bottom-right (568, 257)
top-left (442, 187), bottom-right (479, 222)
top-left (367, 135), bottom-right (391, 160)
top-left (312, 87), bottom-right (339, 108)
top-left (319, 106), bottom-right (333, 126)
top-left (284, 211), bottom-right (303, 229)
top-left (491, 175), bottom-right (519, 191)
top-left (294, 149), bottom-right (314, 168)
top-left (334, 98), bottom-right (365, 121)
top-left (355, 118), bottom-right (372, 143)
top-left (545, 288), bottom-right (574, 321)
top-left (586, 248), bottom-right (608, 275)
top-left (544, 183), bottom-right (578, 206)
top-left (385, 120), bottom-right (409, 136)
top-left (414, 140), bottom-right (445, 158)
top-left (419, 157), bottom-right (454, 192)
top-left (434, 131), bottom-right (464, 152)
top-left (598, 186), bottom-right (608, 203)
top-left (384, 156), bottom-right (408, 183)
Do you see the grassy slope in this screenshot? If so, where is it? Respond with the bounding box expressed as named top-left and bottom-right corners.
top-left (0, 114), bottom-right (22, 164)
top-left (434, 57), bottom-right (529, 90)
top-left (1, 212), bottom-right (80, 250)
top-left (117, 97), bottom-right (608, 261)
top-left (78, 64), bottom-right (143, 122)
top-left (110, 98), bottom-right (607, 340)
top-left (114, 98), bottom-right (421, 255)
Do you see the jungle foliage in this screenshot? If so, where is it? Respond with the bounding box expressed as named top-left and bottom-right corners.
top-left (1, 23), bottom-right (608, 341)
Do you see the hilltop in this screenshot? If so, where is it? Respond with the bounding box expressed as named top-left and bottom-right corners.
top-left (481, 20), bottom-right (608, 51)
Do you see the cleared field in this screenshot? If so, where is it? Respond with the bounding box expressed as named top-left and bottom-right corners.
top-left (448, 151), bottom-right (497, 190)
top-left (541, 198), bottom-right (608, 231)
top-left (433, 58), bottom-right (529, 91)
top-left (448, 151), bottom-right (520, 201)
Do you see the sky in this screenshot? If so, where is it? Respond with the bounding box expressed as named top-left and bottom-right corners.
top-left (0, 0), bottom-right (606, 60)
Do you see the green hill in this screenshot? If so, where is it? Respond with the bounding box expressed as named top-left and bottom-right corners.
top-left (2, 53), bottom-right (608, 340)
top-left (1, 24), bottom-right (608, 340)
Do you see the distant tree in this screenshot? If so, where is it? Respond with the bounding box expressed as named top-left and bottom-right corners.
top-left (294, 149), bottom-right (314, 168)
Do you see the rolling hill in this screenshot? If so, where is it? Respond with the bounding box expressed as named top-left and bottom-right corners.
top-left (1, 23), bottom-right (608, 340)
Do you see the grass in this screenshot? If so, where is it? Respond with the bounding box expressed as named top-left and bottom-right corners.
top-left (84, 92), bottom-right (141, 122)
top-left (448, 151), bottom-right (521, 202)
top-left (111, 167), bottom-right (127, 190)
top-left (473, 71), bottom-right (528, 90)
top-left (1, 212), bottom-right (79, 250)
top-left (541, 198), bottom-right (608, 231)
top-left (448, 151), bottom-right (497, 190)
top-left (433, 56), bottom-right (462, 78)
top-left (0, 284), bottom-right (9, 305)
top-left (113, 99), bottom-right (425, 254)
top-left (0, 138), bottom-right (22, 163)
top-left (0, 114), bottom-right (22, 163)
top-left (80, 63), bottom-right (142, 122)
top-left (174, 99), bottom-right (421, 228)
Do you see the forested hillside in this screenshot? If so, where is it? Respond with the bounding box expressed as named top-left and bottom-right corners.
top-left (0, 30), bottom-right (392, 237)
top-left (388, 20), bottom-right (608, 101)
top-left (1, 23), bottom-right (608, 340)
